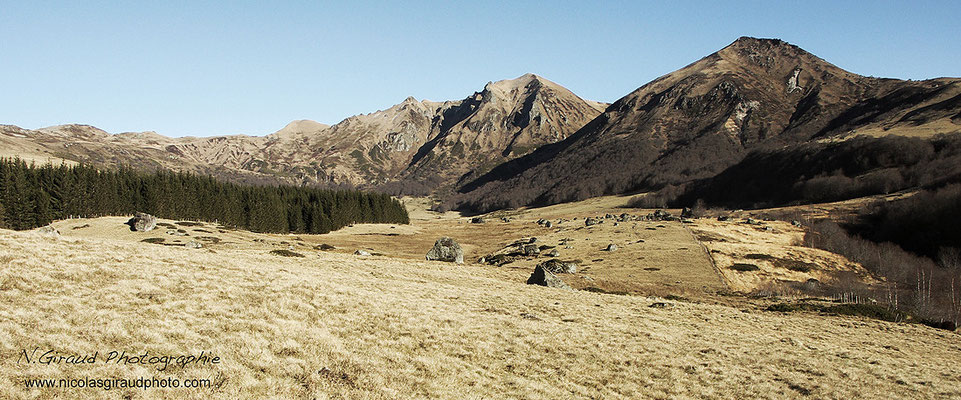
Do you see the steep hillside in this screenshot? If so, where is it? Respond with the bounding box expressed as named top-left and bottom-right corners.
top-left (0, 74), bottom-right (605, 192)
top-left (453, 37), bottom-right (961, 211)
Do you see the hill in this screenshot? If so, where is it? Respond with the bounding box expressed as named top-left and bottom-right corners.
top-left (452, 37), bottom-right (961, 212)
top-left (0, 74), bottom-right (605, 193)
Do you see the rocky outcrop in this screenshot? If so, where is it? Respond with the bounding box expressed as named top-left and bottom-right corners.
top-left (36, 225), bottom-right (60, 237)
top-left (526, 265), bottom-right (572, 289)
top-left (426, 237), bottom-right (464, 264)
top-left (128, 212), bottom-right (157, 232)
top-left (538, 259), bottom-right (576, 274)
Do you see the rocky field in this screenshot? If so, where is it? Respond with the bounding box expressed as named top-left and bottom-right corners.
top-left (1, 196), bottom-right (959, 398)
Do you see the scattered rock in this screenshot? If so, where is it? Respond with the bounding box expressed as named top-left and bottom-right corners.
top-left (315, 243), bottom-right (336, 250)
top-left (585, 217), bottom-right (600, 227)
top-left (521, 244), bottom-right (540, 256)
top-left (544, 221), bottom-right (553, 228)
top-left (547, 249), bottom-right (560, 257)
top-left (717, 215), bottom-right (730, 221)
top-left (470, 217), bottom-right (485, 224)
top-left (271, 249), bottom-right (304, 257)
top-left (127, 212), bottom-right (157, 232)
top-left (36, 225), bottom-right (60, 237)
top-left (604, 243), bottom-right (618, 252)
top-left (792, 220), bottom-right (803, 228)
top-left (354, 249), bottom-right (372, 256)
top-left (649, 302), bottom-right (672, 309)
top-left (185, 241), bottom-right (203, 249)
top-left (648, 209), bottom-right (674, 221)
top-left (538, 259), bottom-right (577, 274)
top-left (528, 237), bottom-right (538, 244)
top-left (519, 312), bottom-right (540, 320)
top-left (426, 237), bottom-right (464, 264)
top-left (166, 230), bottom-right (188, 236)
top-left (526, 265), bottom-right (572, 289)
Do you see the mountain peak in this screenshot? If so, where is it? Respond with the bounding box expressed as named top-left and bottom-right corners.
top-left (272, 119), bottom-right (329, 138)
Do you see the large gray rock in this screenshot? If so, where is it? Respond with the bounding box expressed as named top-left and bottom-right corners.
top-left (426, 237), bottom-right (464, 264)
top-left (538, 259), bottom-right (576, 274)
top-left (128, 212), bottom-right (157, 232)
top-left (36, 225), bottom-right (60, 237)
top-left (526, 265), bottom-right (572, 289)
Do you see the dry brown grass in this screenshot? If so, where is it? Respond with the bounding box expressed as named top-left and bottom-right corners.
top-left (689, 219), bottom-right (879, 294)
top-left (2, 196), bottom-right (959, 398)
top-left (0, 231), bottom-right (958, 397)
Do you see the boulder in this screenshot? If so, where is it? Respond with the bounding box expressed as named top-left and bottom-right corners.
top-left (584, 217), bottom-right (600, 227)
top-left (538, 259), bottom-right (576, 274)
top-left (354, 249), bottom-right (371, 256)
top-left (521, 244), bottom-right (540, 256)
top-left (544, 221), bottom-right (553, 228)
top-left (528, 237), bottom-right (538, 244)
top-left (185, 241), bottom-right (203, 249)
top-left (605, 243), bottom-right (618, 252)
top-left (470, 217), bottom-right (485, 224)
top-left (128, 212), bottom-right (157, 232)
top-left (547, 249), bottom-right (560, 257)
top-left (526, 265), bottom-right (572, 289)
top-left (426, 237), bottom-right (464, 264)
top-left (680, 207), bottom-right (694, 218)
top-left (36, 225), bottom-right (60, 237)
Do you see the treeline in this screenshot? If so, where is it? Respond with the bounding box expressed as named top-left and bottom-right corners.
top-left (0, 158), bottom-right (408, 233)
top-left (668, 133), bottom-right (961, 209)
top-left (848, 184), bottom-right (961, 261)
top-left (803, 219), bottom-right (960, 328)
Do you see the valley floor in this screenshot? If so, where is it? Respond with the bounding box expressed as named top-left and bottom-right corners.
top-left (0, 196), bottom-right (959, 398)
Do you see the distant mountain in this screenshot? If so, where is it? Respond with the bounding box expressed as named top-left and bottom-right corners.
top-left (452, 37), bottom-right (961, 211)
top-left (0, 74), bottom-right (606, 192)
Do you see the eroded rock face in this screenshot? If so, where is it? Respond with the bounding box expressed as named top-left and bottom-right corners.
top-left (426, 237), bottom-right (464, 264)
top-left (526, 265), bottom-right (572, 289)
top-left (128, 212), bottom-right (157, 232)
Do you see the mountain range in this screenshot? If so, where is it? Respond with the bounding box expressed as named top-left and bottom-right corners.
top-left (3, 37), bottom-right (960, 210)
top-left (1, 73), bottom-right (605, 194)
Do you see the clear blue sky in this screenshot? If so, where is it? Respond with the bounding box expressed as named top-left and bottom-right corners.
top-left (2, 1), bottom-right (959, 137)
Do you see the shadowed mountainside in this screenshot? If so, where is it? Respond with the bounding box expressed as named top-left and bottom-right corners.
top-left (451, 37), bottom-right (961, 212)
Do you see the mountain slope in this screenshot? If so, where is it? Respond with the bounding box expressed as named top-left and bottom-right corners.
top-left (453, 37), bottom-right (961, 211)
top-left (1, 74), bottom-right (605, 191)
